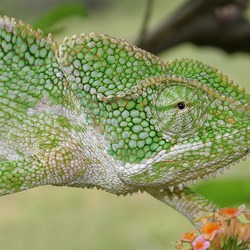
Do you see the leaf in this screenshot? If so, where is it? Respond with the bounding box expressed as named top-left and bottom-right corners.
top-left (33, 3), bottom-right (88, 34)
top-left (194, 178), bottom-right (250, 207)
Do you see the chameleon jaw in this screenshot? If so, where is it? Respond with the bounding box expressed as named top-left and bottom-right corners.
top-left (159, 147), bottom-right (250, 193)
top-left (118, 133), bottom-right (250, 193)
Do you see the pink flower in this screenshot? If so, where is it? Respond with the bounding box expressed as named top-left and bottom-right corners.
top-left (192, 235), bottom-right (210, 250)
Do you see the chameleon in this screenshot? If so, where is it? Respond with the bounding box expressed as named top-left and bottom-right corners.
top-left (0, 15), bottom-right (249, 225)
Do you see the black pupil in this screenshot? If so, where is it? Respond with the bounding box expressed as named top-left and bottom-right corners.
top-left (177, 102), bottom-right (186, 110)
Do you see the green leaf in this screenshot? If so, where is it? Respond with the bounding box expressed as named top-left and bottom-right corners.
top-left (33, 3), bottom-right (87, 34)
top-left (194, 178), bottom-right (250, 207)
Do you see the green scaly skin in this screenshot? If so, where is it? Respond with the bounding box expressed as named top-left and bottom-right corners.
top-left (0, 16), bottom-right (249, 224)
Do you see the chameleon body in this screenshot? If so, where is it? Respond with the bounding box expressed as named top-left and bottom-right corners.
top-left (0, 15), bottom-right (249, 223)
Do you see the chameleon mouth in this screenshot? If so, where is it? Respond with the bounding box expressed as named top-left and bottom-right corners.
top-left (164, 147), bottom-right (250, 193)
top-left (122, 129), bottom-right (250, 192)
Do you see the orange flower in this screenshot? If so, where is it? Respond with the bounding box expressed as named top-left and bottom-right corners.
top-left (181, 230), bottom-right (197, 242)
top-left (217, 206), bottom-right (246, 219)
top-left (176, 206), bottom-right (250, 250)
top-left (200, 221), bottom-right (224, 241)
top-left (227, 217), bottom-right (238, 238)
top-left (237, 223), bottom-right (250, 243)
top-left (192, 235), bottom-right (210, 250)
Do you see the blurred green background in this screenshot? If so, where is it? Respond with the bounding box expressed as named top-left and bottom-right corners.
top-left (0, 0), bottom-right (250, 249)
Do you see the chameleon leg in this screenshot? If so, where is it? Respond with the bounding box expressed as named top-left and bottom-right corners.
top-left (146, 187), bottom-right (218, 227)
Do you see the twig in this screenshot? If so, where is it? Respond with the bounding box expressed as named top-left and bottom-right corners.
top-left (136, 0), bottom-right (250, 55)
top-left (137, 0), bottom-right (154, 47)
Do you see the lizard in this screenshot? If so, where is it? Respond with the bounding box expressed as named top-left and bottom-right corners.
top-left (0, 15), bottom-right (249, 225)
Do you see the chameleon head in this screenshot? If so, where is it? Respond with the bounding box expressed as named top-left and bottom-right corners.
top-left (116, 66), bottom-right (250, 188)
top-left (57, 33), bottom-right (249, 191)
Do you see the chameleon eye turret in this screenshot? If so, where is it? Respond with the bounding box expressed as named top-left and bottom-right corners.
top-left (152, 80), bottom-right (209, 136)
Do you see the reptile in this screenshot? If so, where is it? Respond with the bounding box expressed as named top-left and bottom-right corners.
top-left (0, 15), bottom-right (249, 225)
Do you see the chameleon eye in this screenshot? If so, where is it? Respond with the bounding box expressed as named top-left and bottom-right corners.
top-left (152, 84), bottom-right (209, 136)
top-left (177, 101), bottom-right (187, 110)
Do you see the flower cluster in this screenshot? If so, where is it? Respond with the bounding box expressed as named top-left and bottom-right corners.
top-left (176, 205), bottom-right (250, 250)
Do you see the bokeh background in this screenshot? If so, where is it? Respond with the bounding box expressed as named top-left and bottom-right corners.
top-left (0, 0), bottom-right (249, 249)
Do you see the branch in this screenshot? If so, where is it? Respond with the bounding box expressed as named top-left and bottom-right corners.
top-left (137, 0), bottom-right (154, 47)
top-left (136, 0), bottom-right (250, 54)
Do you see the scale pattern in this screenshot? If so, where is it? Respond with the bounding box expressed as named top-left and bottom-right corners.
top-left (0, 15), bottom-right (249, 224)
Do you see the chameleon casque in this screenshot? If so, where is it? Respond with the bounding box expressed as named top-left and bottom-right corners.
top-left (0, 15), bottom-right (249, 225)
